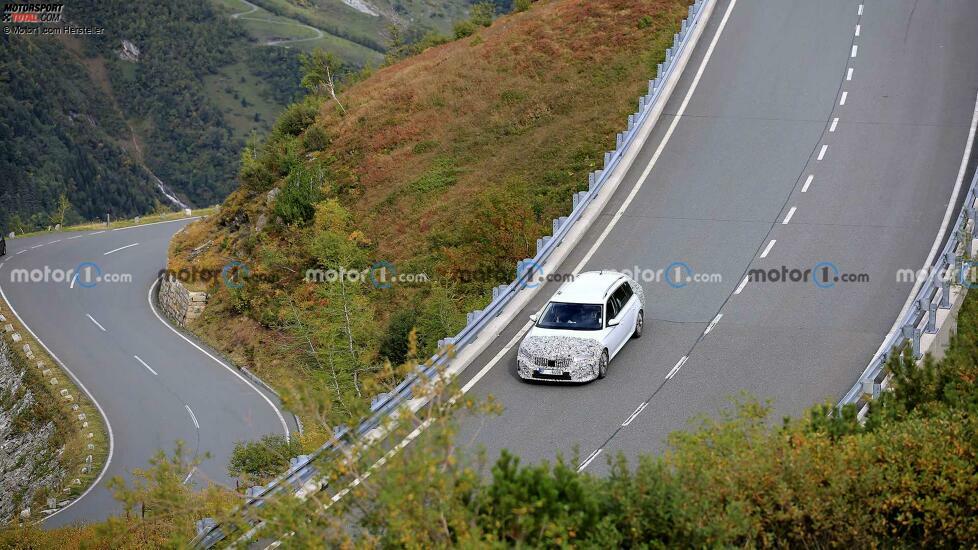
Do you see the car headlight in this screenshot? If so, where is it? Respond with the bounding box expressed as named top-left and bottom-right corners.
top-left (517, 347), bottom-right (531, 360)
top-left (573, 354), bottom-right (596, 366)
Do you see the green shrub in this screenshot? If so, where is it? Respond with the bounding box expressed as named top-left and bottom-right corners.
top-left (637, 15), bottom-right (653, 29)
top-left (273, 166), bottom-right (323, 225)
top-left (228, 434), bottom-right (303, 483)
top-left (513, 0), bottom-right (531, 13)
top-left (301, 125), bottom-right (331, 152)
top-left (274, 98), bottom-right (320, 137)
top-left (453, 20), bottom-right (477, 39)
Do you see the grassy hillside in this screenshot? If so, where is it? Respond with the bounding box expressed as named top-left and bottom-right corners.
top-left (168, 0), bottom-right (692, 437)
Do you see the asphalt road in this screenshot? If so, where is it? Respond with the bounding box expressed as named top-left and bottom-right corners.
top-left (454, 0), bottom-right (978, 473)
top-left (0, 220), bottom-right (293, 526)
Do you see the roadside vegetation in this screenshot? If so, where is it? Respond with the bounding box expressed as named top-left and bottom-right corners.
top-left (0, 298), bottom-right (109, 524)
top-left (9, 207), bottom-right (220, 240)
top-left (167, 0), bottom-right (693, 443)
top-left (7, 286), bottom-right (978, 546)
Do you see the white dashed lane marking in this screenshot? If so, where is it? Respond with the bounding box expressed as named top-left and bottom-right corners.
top-left (851, 45), bottom-right (858, 58)
top-left (802, 174), bottom-right (814, 193)
top-left (577, 448), bottom-right (603, 472)
top-left (760, 239), bottom-right (776, 258)
top-left (839, 91), bottom-right (848, 106)
top-left (847, 67), bottom-right (853, 81)
top-left (86, 314), bottom-right (107, 332)
top-left (782, 206), bottom-right (797, 225)
top-left (621, 402), bottom-right (648, 427)
top-left (666, 355), bottom-right (689, 380)
top-left (830, 118), bottom-right (839, 132)
top-left (817, 144), bottom-right (828, 160)
top-left (185, 405), bottom-right (200, 430)
top-left (134, 355), bottom-right (158, 376)
top-left (103, 242), bottom-right (139, 256)
top-left (704, 313), bottom-right (723, 335)
top-left (734, 276), bottom-right (748, 295)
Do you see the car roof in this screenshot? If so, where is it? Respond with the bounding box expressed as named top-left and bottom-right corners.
top-left (550, 271), bottom-right (626, 304)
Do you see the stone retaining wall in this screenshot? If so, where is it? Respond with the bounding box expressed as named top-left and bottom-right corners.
top-left (158, 276), bottom-right (207, 326)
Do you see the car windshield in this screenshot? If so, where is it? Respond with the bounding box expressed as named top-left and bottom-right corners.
top-left (536, 302), bottom-right (602, 330)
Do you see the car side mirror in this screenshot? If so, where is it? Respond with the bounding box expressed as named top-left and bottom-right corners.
top-left (607, 318), bottom-right (620, 327)
top-left (529, 314), bottom-right (538, 323)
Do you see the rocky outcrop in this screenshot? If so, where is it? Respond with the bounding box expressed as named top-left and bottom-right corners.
top-left (159, 276), bottom-right (208, 326)
top-left (0, 340), bottom-right (64, 524)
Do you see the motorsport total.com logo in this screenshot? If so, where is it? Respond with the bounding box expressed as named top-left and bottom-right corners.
top-left (2, 3), bottom-right (64, 23)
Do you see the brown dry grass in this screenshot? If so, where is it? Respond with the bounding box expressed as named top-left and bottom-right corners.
top-left (169, 0), bottom-right (691, 444)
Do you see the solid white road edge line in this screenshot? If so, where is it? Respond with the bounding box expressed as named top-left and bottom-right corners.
top-left (866, 91), bottom-right (978, 366)
top-left (86, 314), bottom-right (107, 332)
top-left (111, 216), bottom-right (201, 232)
top-left (0, 281), bottom-right (115, 523)
top-left (147, 279), bottom-right (291, 441)
top-left (134, 355), bottom-right (158, 376)
top-left (461, 321), bottom-right (533, 394)
top-left (103, 242), bottom-right (139, 256)
top-left (573, 0), bottom-right (739, 273)
top-left (256, 0), bottom-right (731, 532)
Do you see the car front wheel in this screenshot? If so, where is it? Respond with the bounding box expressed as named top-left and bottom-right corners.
top-left (596, 350), bottom-right (609, 380)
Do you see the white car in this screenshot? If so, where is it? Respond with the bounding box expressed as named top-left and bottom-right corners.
top-left (517, 271), bottom-right (645, 382)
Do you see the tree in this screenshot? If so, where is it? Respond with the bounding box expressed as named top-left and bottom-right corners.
top-left (299, 49), bottom-right (346, 115)
top-left (50, 192), bottom-right (71, 228)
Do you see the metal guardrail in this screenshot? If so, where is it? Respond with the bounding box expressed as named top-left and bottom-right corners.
top-left (838, 166), bottom-right (978, 417)
top-left (191, 1), bottom-right (713, 545)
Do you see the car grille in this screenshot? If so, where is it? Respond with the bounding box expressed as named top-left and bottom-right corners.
top-left (533, 356), bottom-right (570, 369)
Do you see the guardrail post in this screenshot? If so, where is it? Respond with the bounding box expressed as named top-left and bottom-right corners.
top-left (904, 325), bottom-right (921, 357)
top-left (588, 171), bottom-right (597, 192)
top-left (657, 63), bottom-right (664, 78)
top-left (492, 285), bottom-right (508, 303)
top-left (638, 96), bottom-right (646, 112)
top-left (925, 301), bottom-right (937, 333)
top-left (946, 251), bottom-right (957, 280)
top-left (861, 378), bottom-right (881, 399)
top-left (604, 152), bottom-right (612, 168)
top-left (628, 114), bottom-right (635, 131)
top-left (940, 279), bottom-right (951, 308)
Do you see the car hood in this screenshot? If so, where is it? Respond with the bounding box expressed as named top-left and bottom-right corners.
top-left (519, 333), bottom-right (603, 359)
